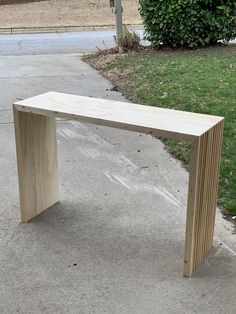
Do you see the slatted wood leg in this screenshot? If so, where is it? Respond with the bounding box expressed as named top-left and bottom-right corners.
top-left (184, 121), bottom-right (224, 277)
top-left (13, 107), bottom-right (59, 222)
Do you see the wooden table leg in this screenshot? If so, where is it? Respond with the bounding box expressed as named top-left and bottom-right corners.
top-left (184, 121), bottom-right (224, 277)
top-left (13, 107), bottom-right (59, 222)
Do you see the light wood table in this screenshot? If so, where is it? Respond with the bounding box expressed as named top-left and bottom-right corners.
top-left (13, 92), bottom-right (224, 277)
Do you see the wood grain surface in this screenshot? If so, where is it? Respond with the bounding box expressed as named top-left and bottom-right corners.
top-left (13, 108), bottom-right (59, 222)
top-left (14, 91), bottom-right (223, 142)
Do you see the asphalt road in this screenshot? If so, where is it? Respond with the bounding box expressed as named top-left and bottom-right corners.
top-left (0, 30), bottom-right (234, 56)
top-left (0, 29), bottom-right (146, 55)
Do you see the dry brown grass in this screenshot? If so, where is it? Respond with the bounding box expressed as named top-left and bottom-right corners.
top-left (0, 0), bottom-right (141, 29)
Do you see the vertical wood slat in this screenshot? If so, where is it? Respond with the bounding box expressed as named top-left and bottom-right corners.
top-left (199, 128), bottom-right (212, 262)
top-left (209, 120), bottom-right (224, 246)
top-left (204, 126), bottom-right (216, 254)
top-left (203, 126), bottom-right (216, 254)
top-left (196, 131), bottom-right (208, 268)
top-left (184, 121), bottom-right (224, 277)
top-left (184, 137), bottom-right (201, 277)
top-left (193, 132), bottom-right (206, 270)
top-left (13, 108), bottom-right (59, 222)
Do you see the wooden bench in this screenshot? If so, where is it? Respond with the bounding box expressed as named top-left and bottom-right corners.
top-left (13, 91), bottom-right (224, 277)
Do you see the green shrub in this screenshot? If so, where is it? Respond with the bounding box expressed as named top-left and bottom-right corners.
top-left (139, 0), bottom-right (236, 48)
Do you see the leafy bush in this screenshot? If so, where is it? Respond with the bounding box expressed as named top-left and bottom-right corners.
top-left (116, 26), bottom-right (141, 51)
top-left (139, 0), bottom-right (236, 48)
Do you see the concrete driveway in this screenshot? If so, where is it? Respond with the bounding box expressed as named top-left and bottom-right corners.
top-left (0, 54), bottom-right (235, 313)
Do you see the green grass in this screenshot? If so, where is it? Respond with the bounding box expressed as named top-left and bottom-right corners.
top-left (108, 46), bottom-right (236, 215)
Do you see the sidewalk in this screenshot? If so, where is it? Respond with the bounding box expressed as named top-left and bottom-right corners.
top-left (0, 54), bottom-right (235, 313)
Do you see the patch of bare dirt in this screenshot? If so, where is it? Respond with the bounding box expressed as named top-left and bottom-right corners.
top-left (84, 50), bottom-right (138, 101)
top-left (0, 0), bottom-right (141, 29)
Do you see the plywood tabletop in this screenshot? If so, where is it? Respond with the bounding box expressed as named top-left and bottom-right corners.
top-left (14, 92), bottom-right (224, 142)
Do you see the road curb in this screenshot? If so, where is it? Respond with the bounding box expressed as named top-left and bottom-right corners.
top-left (0, 24), bottom-right (143, 35)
